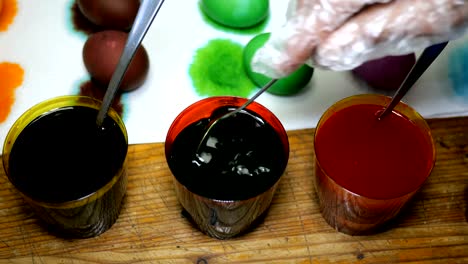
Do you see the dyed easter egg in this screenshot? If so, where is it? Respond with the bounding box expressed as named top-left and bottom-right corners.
top-left (77, 0), bottom-right (140, 30)
top-left (201, 0), bottom-right (269, 28)
top-left (352, 54), bottom-right (416, 91)
top-left (82, 30), bottom-right (149, 92)
top-left (244, 33), bottom-right (314, 95)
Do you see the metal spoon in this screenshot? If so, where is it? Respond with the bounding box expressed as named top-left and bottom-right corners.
top-left (96, 0), bottom-right (165, 127)
top-left (196, 79), bottom-right (278, 153)
top-left (378, 42), bottom-right (449, 120)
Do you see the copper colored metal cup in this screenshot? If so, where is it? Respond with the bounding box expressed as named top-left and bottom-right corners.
top-left (314, 94), bottom-right (436, 235)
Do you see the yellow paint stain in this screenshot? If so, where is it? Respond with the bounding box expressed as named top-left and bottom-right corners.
top-left (0, 62), bottom-right (24, 122)
top-left (0, 0), bottom-right (18, 32)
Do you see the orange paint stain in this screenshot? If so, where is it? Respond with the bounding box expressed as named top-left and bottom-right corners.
top-left (0, 62), bottom-right (24, 123)
top-left (0, 0), bottom-right (18, 32)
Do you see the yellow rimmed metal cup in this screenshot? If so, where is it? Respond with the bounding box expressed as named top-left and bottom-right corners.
top-left (2, 96), bottom-right (128, 238)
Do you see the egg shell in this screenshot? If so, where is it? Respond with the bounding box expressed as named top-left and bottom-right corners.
top-left (77, 0), bottom-right (140, 30)
top-left (352, 54), bottom-right (416, 91)
top-left (201, 0), bottom-right (269, 28)
top-left (243, 33), bottom-right (314, 95)
top-left (82, 30), bottom-right (149, 92)
top-left (0, 0), bottom-right (3, 14)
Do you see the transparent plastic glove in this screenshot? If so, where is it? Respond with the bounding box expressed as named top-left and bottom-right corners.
top-left (252, 0), bottom-right (468, 77)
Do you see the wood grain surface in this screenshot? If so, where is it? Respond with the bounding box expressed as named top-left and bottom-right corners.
top-left (0, 117), bottom-right (467, 263)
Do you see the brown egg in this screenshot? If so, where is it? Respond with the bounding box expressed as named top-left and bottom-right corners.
top-left (82, 30), bottom-right (149, 92)
top-left (0, 0), bottom-right (3, 14)
top-left (77, 0), bottom-right (140, 31)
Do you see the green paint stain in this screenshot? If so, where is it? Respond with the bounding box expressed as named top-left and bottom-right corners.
top-left (197, 2), bottom-right (269, 35)
top-left (189, 39), bottom-right (257, 97)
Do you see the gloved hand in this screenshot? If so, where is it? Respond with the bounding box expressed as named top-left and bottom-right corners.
top-left (252, 0), bottom-right (468, 77)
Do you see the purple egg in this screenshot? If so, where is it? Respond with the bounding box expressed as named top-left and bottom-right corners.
top-left (352, 54), bottom-right (416, 91)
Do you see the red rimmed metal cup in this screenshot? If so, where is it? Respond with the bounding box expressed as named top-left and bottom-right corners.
top-left (165, 96), bottom-right (289, 239)
top-left (314, 94), bottom-right (436, 235)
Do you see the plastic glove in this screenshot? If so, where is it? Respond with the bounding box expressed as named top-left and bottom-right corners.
top-left (252, 0), bottom-right (468, 77)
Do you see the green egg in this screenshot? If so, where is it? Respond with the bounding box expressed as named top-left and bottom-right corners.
top-left (200, 0), bottom-right (269, 28)
top-left (244, 33), bottom-right (314, 96)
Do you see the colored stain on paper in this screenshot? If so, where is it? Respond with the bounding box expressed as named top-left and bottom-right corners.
top-left (0, 62), bottom-right (24, 122)
top-left (0, 0), bottom-right (18, 32)
top-left (189, 39), bottom-right (256, 97)
top-left (69, 1), bottom-right (105, 37)
top-left (448, 43), bottom-right (468, 99)
top-left (78, 80), bottom-right (125, 117)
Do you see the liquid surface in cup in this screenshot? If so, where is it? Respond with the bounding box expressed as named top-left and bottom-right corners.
top-left (168, 108), bottom-right (287, 201)
top-left (315, 104), bottom-right (433, 199)
top-left (8, 106), bottom-right (127, 203)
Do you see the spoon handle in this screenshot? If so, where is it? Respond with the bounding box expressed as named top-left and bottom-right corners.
top-left (96, 0), bottom-right (165, 127)
top-left (378, 41), bottom-right (449, 119)
top-left (219, 79), bottom-right (278, 121)
top-left (195, 79), bottom-right (278, 154)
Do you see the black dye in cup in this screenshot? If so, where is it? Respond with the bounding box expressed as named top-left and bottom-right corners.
top-left (165, 96), bottom-right (289, 239)
top-left (2, 96), bottom-right (128, 238)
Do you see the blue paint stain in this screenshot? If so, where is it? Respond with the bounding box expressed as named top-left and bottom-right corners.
top-left (120, 93), bottom-right (129, 122)
top-left (448, 42), bottom-right (468, 99)
top-left (64, 0), bottom-right (87, 40)
top-left (72, 76), bottom-right (88, 94)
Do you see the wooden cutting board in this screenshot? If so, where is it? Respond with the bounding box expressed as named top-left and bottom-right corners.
top-left (0, 117), bottom-right (467, 263)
